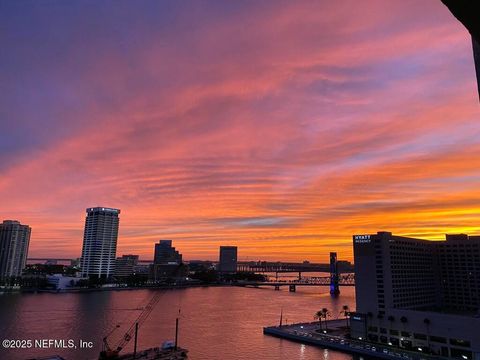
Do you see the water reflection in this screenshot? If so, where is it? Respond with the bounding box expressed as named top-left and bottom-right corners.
top-left (0, 286), bottom-right (356, 360)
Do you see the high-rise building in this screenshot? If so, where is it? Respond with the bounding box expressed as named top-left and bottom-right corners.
top-left (437, 234), bottom-right (480, 312)
top-left (114, 254), bottom-right (139, 278)
top-left (80, 207), bottom-right (120, 278)
top-left (154, 240), bottom-right (182, 264)
top-left (0, 220), bottom-right (31, 279)
top-left (351, 231), bottom-right (480, 359)
top-left (218, 246), bottom-right (237, 273)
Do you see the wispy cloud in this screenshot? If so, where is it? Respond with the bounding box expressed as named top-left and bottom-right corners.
top-left (0, 0), bottom-right (478, 261)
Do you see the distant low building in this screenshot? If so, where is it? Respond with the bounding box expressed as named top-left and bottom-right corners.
top-left (24, 263), bottom-right (65, 275)
top-left (47, 274), bottom-right (85, 290)
top-left (188, 260), bottom-right (214, 272)
top-left (114, 254), bottom-right (139, 278)
top-left (337, 260), bottom-right (354, 273)
top-left (70, 258), bottom-right (81, 268)
top-left (218, 246), bottom-right (237, 273)
top-left (0, 220), bottom-right (31, 279)
top-left (133, 263), bottom-right (150, 276)
top-left (150, 263), bottom-right (188, 282)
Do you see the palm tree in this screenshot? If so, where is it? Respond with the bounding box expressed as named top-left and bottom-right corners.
top-left (399, 316), bottom-right (408, 349)
top-left (321, 308), bottom-right (330, 332)
top-left (376, 312), bottom-right (384, 340)
top-left (314, 310), bottom-right (323, 330)
top-left (387, 315), bottom-right (395, 343)
top-left (424, 318), bottom-right (431, 352)
top-left (340, 305), bottom-right (350, 327)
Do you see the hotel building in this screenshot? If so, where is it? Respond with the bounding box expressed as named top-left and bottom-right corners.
top-left (80, 207), bottom-right (120, 278)
top-left (351, 231), bottom-right (480, 360)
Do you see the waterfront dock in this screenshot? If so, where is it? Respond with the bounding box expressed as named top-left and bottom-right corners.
top-left (28, 347), bottom-right (188, 360)
top-left (263, 321), bottom-right (449, 360)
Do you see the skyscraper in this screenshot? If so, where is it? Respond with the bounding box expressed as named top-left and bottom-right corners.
top-left (0, 220), bottom-right (31, 279)
top-left (218, 246), bottom-right (237, 273)
top-left (80, 207), bottom-right (120, 278)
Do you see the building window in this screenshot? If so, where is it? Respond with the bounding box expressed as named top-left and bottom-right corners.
top-left (450, 339), bottom-right (471, 348)
top-left (389, 338), bottom-right (399, 346)
top-left (430, 336), bottom-right (447, 344)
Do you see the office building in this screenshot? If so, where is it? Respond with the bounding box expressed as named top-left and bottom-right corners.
top-left (0, 220), bottom-right (31, 278)
top-left (351, 231), bottom-right (480, 359)
top-left (114, 254), bottom-right (139, 278)
top-left (218, 246), bottom-right (237, 273)
top-left (80, 207), bottom-right (120, 278)
top-left (47, 274), bottom-right (85, 290)
top-left (151, 240), bottom-right (185, 281)
top-left (154, 240), bottom-right (182, 264)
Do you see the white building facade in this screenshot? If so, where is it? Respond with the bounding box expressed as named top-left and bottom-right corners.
top-left (80, 207), bottom-right (120, 278)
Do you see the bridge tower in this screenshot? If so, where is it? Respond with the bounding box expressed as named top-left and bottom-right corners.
top-left (329, 252), bottom-right (340, 295)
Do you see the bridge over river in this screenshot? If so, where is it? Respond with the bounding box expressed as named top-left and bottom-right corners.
top-left (236, 252), bottom-right (354, 294)
top-left (236, 273), bottom-right (355, 292)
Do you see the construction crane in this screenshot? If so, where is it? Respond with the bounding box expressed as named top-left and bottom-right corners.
top-left (99, 290), bottom-right (164, 359)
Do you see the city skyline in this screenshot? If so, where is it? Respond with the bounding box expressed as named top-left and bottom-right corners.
top-left (1, 0), bottom-right (480, 262)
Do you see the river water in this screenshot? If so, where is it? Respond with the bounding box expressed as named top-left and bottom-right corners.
top-left (0, 286), bottom-right (359, 360)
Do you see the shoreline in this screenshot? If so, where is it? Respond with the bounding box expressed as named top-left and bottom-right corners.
top-left (0, 283), bottom-right (228, 294)
top-left (263, 322), bottom-right (449, 360)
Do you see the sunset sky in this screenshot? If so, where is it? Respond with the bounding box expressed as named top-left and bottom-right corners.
top-left (1, 0), bottom-right (479, 262)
